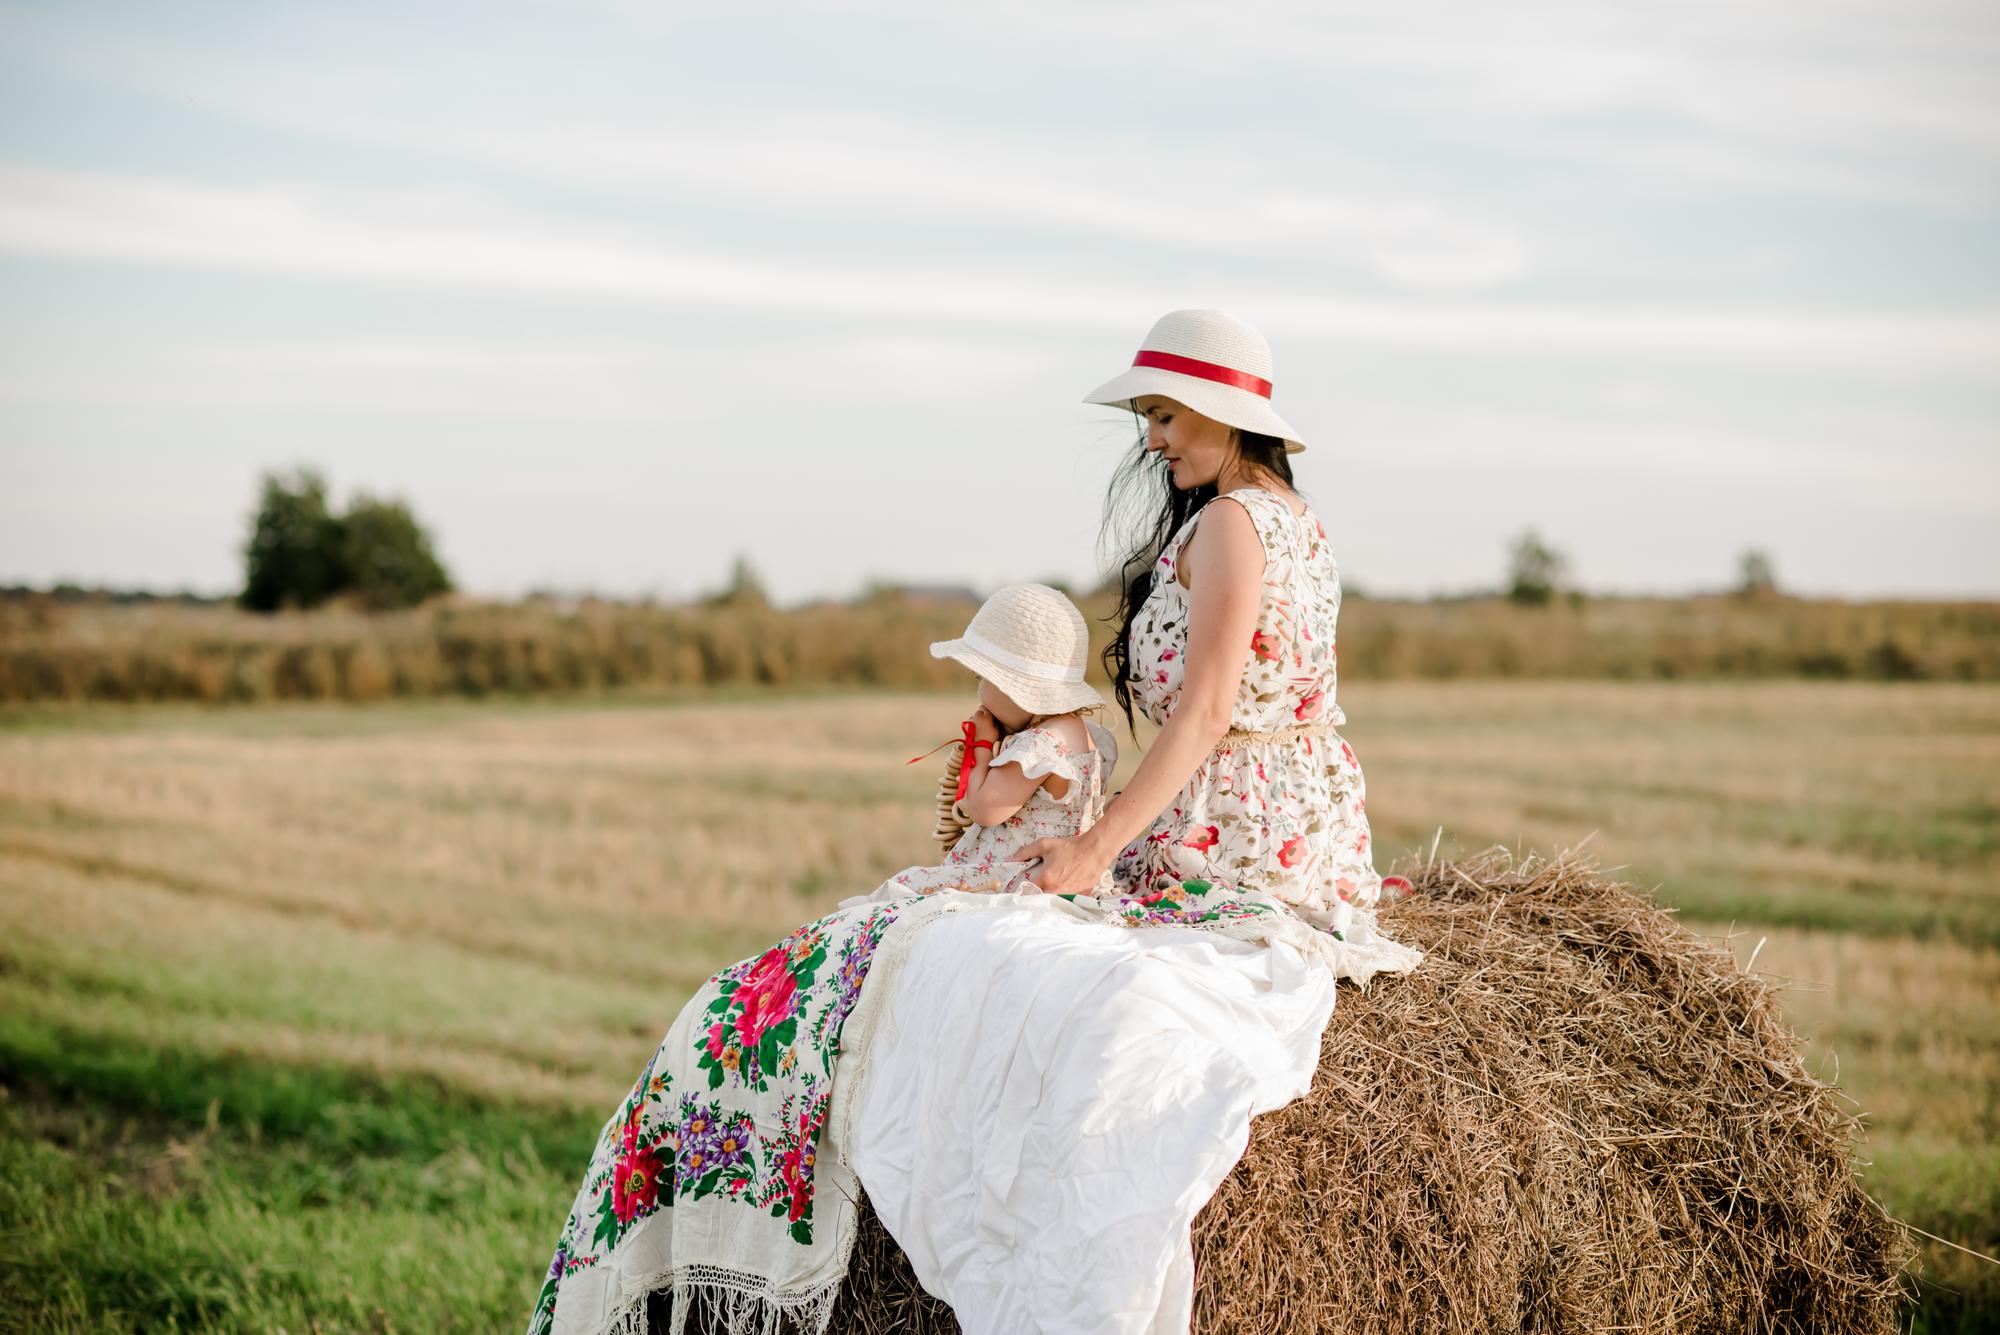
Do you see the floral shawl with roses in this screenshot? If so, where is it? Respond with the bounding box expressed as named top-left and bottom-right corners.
top-left (528, 895), bottom-right (908, 1335)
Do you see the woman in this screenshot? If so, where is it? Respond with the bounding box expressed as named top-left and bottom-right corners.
top-left (837, 310), bottom-right (1423, 1335)
top-left (531, 309), bottom-right (1422, 1335)
top-left (1021, 306), bottom-right (1410, 921)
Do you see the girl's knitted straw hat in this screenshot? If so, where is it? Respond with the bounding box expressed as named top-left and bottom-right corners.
top-left (930, 582), bottom-right (1106, 716)
top-left (1082, 308), bottom-right (1306, 454)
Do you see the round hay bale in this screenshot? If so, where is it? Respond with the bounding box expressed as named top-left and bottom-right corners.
top-left (819, 847), bottom-right (1917, 1334)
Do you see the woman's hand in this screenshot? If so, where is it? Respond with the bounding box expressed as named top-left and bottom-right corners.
top-left (1015, 831), bottom-right (1112, 895)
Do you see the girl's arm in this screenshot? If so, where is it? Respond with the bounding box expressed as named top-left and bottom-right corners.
top-left (1018, 499), bottom-right (1265, 891)
top-left (962, 713), bottom-right (1083, 825)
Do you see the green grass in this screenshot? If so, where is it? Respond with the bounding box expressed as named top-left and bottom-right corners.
top-left (0, 1012), bottom-right (597, 1333)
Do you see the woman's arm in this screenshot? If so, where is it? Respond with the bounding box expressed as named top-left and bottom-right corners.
top-left (1020, 498), bottom-right (1266, 892)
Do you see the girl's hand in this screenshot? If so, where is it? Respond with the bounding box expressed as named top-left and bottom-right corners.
top-left (1015, 832), bottom-right (1111, 896)
top-left (969, 706), bottom-right (1000, 745)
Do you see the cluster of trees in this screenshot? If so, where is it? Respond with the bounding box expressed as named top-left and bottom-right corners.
top-left (241, 468), bottom-right (452, 612)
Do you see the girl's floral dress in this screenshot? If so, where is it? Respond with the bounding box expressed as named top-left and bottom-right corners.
top-left (874, 719), bottom-right (1121, 898)
top-left (1112, 485), bottom-right (1414, 915)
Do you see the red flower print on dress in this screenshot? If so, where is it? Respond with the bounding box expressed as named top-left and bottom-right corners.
top-left (1295, 692), bottom-right (1325, 722)
top-left (1160, 649), bottom-right (1175, 661)
top-left (1251, 630), bottom-right (1281, 662)
top-left (1340, 741), bottom-right (1357, 767)
top-left (1181, 825), bottom-right (1220, 852)
top-left (1277, 835), bottom-right (1307, 868)
top-left (732, 946), bottom-right (799, 1051)
top-left (1354, 830), bottom-right (1370, 856)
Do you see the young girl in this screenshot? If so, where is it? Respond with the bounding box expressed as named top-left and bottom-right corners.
top-left (845, 582), bottom-right (1121, 904)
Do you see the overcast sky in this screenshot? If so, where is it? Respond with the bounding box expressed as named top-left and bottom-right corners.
top-left (2, 0), bottom-right (1996, 603)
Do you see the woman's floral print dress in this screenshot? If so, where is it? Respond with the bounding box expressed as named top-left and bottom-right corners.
top-left (1112, 485), bottom-right (1412, 915)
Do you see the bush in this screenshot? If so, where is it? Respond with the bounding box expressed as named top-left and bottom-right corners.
top-left (239, 470), bottom-right (452, 614)
top-left (240, 469), bottom-right (348, 612)
top-left (341, 495), bottom-right (452, 611)
top-left (1506, 529), bottom-right (1569, 607)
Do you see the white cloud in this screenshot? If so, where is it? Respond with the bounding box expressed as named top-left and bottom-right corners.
top-left (17, 29), bottom-right (1538, 292)
top-left (2, 165), bottom-right (1994, 376)
top-left (0, 331), bottom-right (1064, 417)
top-left (930, 0), bottom-right (2000, 210)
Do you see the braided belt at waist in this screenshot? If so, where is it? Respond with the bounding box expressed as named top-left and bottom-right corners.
top-left (1215, 717), bottom-right (1346, 748)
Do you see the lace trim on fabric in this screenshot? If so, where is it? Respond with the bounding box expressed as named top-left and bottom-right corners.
top-left (604, 1266), bottom-right (842, 1335)
top-left (1061, 891), bottom-right (1425, 993)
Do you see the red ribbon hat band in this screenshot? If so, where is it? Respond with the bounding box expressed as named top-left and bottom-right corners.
top-left (1129, 348), bottom-right (1274, 399)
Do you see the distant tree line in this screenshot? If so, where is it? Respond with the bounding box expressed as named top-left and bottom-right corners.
top-left (1501, 529), bottom-right (1780, 607)
top-left (241, 468), bottom-right (452, 612)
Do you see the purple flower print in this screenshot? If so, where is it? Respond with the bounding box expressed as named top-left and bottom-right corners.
top-left (709, 1117), bottom-right (753, 1171)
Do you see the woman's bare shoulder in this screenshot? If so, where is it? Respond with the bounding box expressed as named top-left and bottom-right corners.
top-left (1177, 495), bottom-right (1266, 589)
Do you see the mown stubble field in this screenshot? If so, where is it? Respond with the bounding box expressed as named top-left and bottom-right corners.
top-left (1, 681), bottom-right (1994, 1331)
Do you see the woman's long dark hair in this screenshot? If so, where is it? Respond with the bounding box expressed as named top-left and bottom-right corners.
top-left (1096, 411), bottom-right (1296, 735)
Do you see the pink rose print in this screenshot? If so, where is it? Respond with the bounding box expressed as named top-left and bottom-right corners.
top-left (1251, 630), bottom-right (1282, 662)
top-left (1277, 835), bottom-right (1307, 869)
top-left (1181, 825), bottom-right (1220, 852)
top-left (732, 946), bottom-right (798, 1051)
top-left (1160, 649), bottom-right (1176, 661)
top-left (1295, 692), bottom-right (1325, 722)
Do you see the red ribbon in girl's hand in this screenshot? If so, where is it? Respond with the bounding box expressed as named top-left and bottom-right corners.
top-left (907, 719), bottom-right (995, 801)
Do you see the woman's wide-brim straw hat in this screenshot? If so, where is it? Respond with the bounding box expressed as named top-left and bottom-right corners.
top-left (930, 582), bottom-right (1106, 716)
top-left (1082, 308), bottom-right (1306, 454)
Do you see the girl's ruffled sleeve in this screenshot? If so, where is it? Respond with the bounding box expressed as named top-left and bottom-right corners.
top-left (988, 726), bottom-right (1081, 784)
